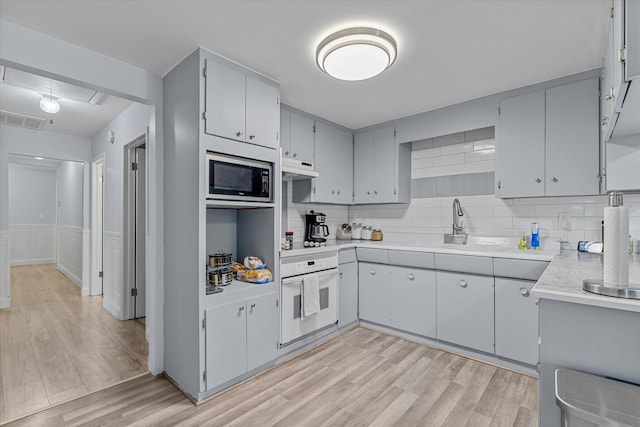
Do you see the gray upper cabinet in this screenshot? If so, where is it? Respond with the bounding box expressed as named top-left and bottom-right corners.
top-left (205, 58), bottom-right (279, 149)
top-left (495, 90), bottom-right (546, 198)
top-left (496, 78), bottom-right (599, 198)
top-left (314, 121), bottom-right (353, 204)
top-left (545, 79), bottom-right (599, 196)
top-left (280, 107), bottom-right (315, 163)
top-left (353, 125), bottom-right (411, 204)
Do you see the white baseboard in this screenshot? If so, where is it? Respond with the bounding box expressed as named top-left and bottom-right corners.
top-left (0, 298), bottom-right (9, 309)
top-left (11, 257), bottom-right (56, 266)
top-left (58, 263), bottom-right (82, 287)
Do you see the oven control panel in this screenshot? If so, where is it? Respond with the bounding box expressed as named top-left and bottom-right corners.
top-left (281, 253), bottom-right (338, 278)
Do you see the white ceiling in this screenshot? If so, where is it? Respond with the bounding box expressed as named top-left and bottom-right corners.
top-left (0, 0), bottom-right (610, 131)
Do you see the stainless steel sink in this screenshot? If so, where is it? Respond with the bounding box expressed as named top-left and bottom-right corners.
top-left (444, 234), bottom-right (468, 245)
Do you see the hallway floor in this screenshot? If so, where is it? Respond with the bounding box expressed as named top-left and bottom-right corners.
top-left (0, 264), bottom-right (148, 423)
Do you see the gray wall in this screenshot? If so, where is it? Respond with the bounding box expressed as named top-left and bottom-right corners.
top-left (91, 102), bottom-right (151, 233)
top-left (8, 163), bottom-right (57, 224)
top-left (57, 161), bottom-right (84, 228)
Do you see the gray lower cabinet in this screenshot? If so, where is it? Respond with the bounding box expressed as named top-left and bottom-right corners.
top-left (389, 266), bottom-right (436, 338)
top-left (205, 301), bottom-right (247, 389)
top-left (338, 261), bottom-right (358, 327)
top-left (494, 278), bottom-right (538, 365)
top-left (436, 271), bottom-right (494, 354)
top-left (205, 293), bottom-right (277, 390)
top-left (358, 262), bottom-right (390, 325)
top-left (246, 293), bottom-right (278, 371)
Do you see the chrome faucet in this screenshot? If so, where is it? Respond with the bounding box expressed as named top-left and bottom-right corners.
top-left (452, 198), bottom-right (465, 235)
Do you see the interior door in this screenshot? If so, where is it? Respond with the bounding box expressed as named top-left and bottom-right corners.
top-left (134, 146), bottom-right (146, 318)
top-left (93, 158), bottom-right (104, 295)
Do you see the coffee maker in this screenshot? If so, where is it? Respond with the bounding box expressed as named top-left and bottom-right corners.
top-left (304, 210), bottom-right (329, 246)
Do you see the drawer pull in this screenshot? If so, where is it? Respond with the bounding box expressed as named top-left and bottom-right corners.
top-left (408, 273), bottom-right (415, 281)
top-left (459, 280), bottom-right (467, 288)
top-left (236, 131), bottom-right (243, 137)
top-left (370, 269), bottom-right (376, 276)
top-left (249, 134), bottom-right (256, 140)
top-left (520, 287), bottom-right (530, 297)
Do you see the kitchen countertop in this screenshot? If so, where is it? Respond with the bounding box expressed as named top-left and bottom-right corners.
top-left (532, 250), bottom-right (640, 313)
top-left (280, 239), bottom-right (556, 261)
top-left (281, 238), bottom-right (640, 313)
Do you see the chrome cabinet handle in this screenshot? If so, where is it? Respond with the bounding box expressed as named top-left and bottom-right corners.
top-left (408, 273), bottom-right (415, 281)
top-left (293, 153), bottom-right (297, 158)
top-left (551, 177), bottom-right (559, 183)
top-left (339, 272), bottom-right (343, 278)
top-left (374, 190), bottom-right (378, 195)
top-left (520, 287), bottom-right (530, 297)
top-left (337, 190), bottom-right (340, 195)
top-left (370, 269), bottom-right (376, 276)
top-left (236, 131), bottom-right (243, 137)
top-left (459, 280), bottom-right (467, 288)
top-left (249, 134), bottom-right (256, 140)
top-left (535, 178), bottom-right (542, 183)
top-left (239, 305), bottom-right (245, 314)
top-left (285, 151), bottom-right (290, 156)
top-left (250, 303), bottom-right (256, 312)
top-left (332, 190), bottom-right (335, 194)
top-left (367, 191), bottom-right (371, 195)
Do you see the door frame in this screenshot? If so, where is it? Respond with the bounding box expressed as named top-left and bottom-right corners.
top-left (90, 153), bottom-right (105, 296)
top-left (122, 133), bottom-right (147, 321)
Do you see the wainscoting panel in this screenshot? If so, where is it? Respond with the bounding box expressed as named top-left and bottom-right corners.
top-left (9, 224), bottom-right (56, 266)
top-left (82, 229), bottom-right (91, 296)
top-left (103, 232), bottom-right (123, 320)
top-left (0, 230), bottom-right (9, 309)
top-left (57, 225), bottom-right (83, 287)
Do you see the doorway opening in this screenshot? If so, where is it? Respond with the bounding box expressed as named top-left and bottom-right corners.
top-left (123, 134), bottom-right (147, 322)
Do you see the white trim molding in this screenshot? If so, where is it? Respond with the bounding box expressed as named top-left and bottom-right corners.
top-left (0, 230), bottom-right (9, 309)
top-left (103, 231), bottom-right (123, 320)
top-left (81, 229), bottom-right (91, 296)
top-left (56, 225), bottom-right (83, 287)
top-left (9, 224), bottom-right (56, 266)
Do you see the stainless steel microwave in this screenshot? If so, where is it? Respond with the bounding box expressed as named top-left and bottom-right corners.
top-left (206, 153), bottom-right (272, 202)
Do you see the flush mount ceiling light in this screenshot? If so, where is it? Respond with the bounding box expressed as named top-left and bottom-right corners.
top-left (39, 94), bottom-right (60, 114)
top-left (316, 27), bottom-right (397, 81)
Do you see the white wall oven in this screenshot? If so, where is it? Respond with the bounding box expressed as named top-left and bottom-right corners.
top-left (280, 252), bottom-right (338, 346)
top-left (206, 152), bottom-right (272, 202)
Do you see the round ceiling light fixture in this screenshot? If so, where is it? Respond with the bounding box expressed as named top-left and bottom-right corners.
top-left (39, 94), bottom-right (60, 114)
top-left (316, 27), bottom-right (397, 81)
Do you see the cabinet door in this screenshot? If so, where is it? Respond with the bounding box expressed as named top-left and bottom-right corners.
top-left (205, 302), bottom-right (247, 389)
top-left (315, 122), bottom-right (353, 204)
top-left (205, 60), bottom-right (246, 141)
top-left (436, 271), bottom-right (494, 354)
top-left (358, 262), bottom-right (389, 325)
top-left (495, 278), bottom-right (538, 365)
top-left (372, 125), bottom-right (396, 202)
top-left (353, 130), bottom-right (374, 203)
top-left (246, 293), bottom-right (278, 371)
top-left (246, 76), bottom-right (279, 149)
top-left (545, 78), bottom-right (599, 196)
top-left (289, 111), bottom-right (315, 163)
top-left (338, 261), bottom-right (358, 327)
top-left (495, 90), bottom-right (545, 198)
top-left (389, 266), bottom-right (436, 338)
top-left (280, 108), bottom-right (291, 156)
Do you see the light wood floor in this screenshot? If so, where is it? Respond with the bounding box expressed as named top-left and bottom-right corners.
top-left (0, 264), bottom-right (148, 423)
top-left (6, 327), bottom-right (538, 426)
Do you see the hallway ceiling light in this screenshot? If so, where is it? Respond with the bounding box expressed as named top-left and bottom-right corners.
top-left (316, 27), bottom-right (397, 81)
top-left (39, 94), bottom-right (60, 114)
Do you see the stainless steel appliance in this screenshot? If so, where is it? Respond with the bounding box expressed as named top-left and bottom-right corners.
top-left (206, 152), bottom-right (272, 202)
top-left (304, 210), bottom-right (329, 246)
top-left (280, 252), bottom-right (338, 345)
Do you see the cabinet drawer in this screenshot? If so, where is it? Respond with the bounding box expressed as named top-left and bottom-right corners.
top-left (339, 248), bottom-right (357, 264)
top-left (388, 250), bottom-right (435, 269)
top-left (493, 258), bottom-right (549, 281)
top-left (434, 253), bottom-right (493, 275)
top-left (356, 248), bottom-right (389, 264)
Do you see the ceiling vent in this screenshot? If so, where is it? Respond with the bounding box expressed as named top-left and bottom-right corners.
top-left (0, 110), bottom-right (47, 130)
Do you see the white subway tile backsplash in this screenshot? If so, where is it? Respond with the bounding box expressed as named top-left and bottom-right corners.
top-left (464, 149), bottom-right (495, 163)
top-left (440, 144), bottom-right (459, 156)
top-left (473, 139), bottom-right (496, 151)
top-left (433, 154), bottom-right (459, 167)
top-left (458, 160), bottom-right (494, 174)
